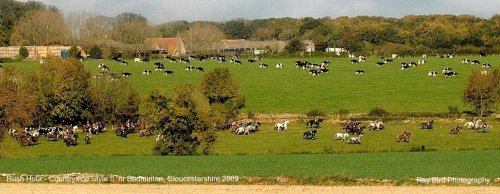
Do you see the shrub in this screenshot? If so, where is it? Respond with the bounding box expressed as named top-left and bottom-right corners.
top-left (368, 107), bottom-right (389, 117)
top-left (447, 105), bottom-right (460, 118)
top-left (18, 46), bottom-right (29, 59)
top-left (68, 46), bottom-right (81, 59)
top-left (89, 45), bottom-right (103, 59)
top-left (306, 109), bottom-right (326, 118)
top-left (247, 111), bottom-right (255, 119)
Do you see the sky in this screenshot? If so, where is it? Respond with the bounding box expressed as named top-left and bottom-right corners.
top-left (18, 0), bottom-right (500, 24)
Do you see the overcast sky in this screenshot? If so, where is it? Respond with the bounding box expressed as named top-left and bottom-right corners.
top-left (19, 0), bottom-right (500, 24)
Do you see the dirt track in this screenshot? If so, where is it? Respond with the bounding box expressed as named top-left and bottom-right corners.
top-left (1, 184), bottom-right (498, 194)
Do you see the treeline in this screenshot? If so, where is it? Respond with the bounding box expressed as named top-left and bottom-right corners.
top-left (1, 0), bottom-right (499, 56)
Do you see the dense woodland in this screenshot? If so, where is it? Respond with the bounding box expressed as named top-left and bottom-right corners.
top-left (1, 0), bottom-right (499, 56)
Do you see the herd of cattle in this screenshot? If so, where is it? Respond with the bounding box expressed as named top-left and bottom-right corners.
top-left (229, 117), bottom-right (493, 145)
top-left (7, 119), bottom-right (151, 147)
top-left (89, 52), bottom-right (494, 81)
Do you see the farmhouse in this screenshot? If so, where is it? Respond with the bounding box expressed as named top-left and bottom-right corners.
top-left (326, 47), bottom-right (347, 55)
top-left (144, 37), bottom-right (186, 56)
top-left (0, 46), bottom-right (71, 59)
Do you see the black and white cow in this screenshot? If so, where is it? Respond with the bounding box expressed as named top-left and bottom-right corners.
top-left (444, 71), bottom-right (458, 78)
top-left (482, 63), bottom-right (491, 68)
top-left (442, 67), bottom-right (453, 73)
top-left (248, 59), bottom-right (256, 63)
top-left (355, 70), bottom-right (365, 75)
top-left (196, 67), bottom-right (204, 72)
top-left (462, 59), bottom-right (470, 64)
top-left (376, 62), bottom-right (385, 67)
top-left (427, 71), bottom-right (438, 77)
top-left (122, 72), bottom-right (132, 77)
top-left (320, 68), bottom-right (329, 73)
top-left (471, 60), bottom-right (480, 65)
top-left (142, 70), bottom-right (152, 75)
top-left (384, 59), bottom-right (393, 63)
top-left (480, 53), bottom-right (487, 57)
top-left (309, 70), bottom-right (321, 76)
top-left (154, 63), bottom-right (165, 71)
top-left (259, 63), bottom-right (268, 68)
top-left (321, 61), bottom-right (330, 66)
top-left (401, 63), bottom-right (410, 70)
top-left (409, 62), bottom-right (418, 67)
top-left (418, 60), bottom-right (426, 65)
top-left (121, 61), bottom-right (129, 65)
top-left (185, 66), bottom-right (195, 71)
top-left (275, 63), bottom-right (284, 68)
top-left (164, 70), bottom-right (174, 76)
top-left (350, 59), bottom-right (360, 64)
top-left (180, 58), bottom-right (190, 63)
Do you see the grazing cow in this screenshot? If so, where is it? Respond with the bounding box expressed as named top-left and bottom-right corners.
top-left (233, 60), bottom-right (243, 65)
top-left (142, 70), bottom-right (152, 75)
top-left (391, 54), bottom-right (398, 58)
top-left (358, 55), bottom-right (366, 62)
top-left (417, 60), bottom-right (426, 64)
top-left (259, 63), bottom-right (268, 68)
top-left (349, 54), bottom-right (356, 59)
top-left (376, 62), bottom-right (385, 67)
top-left (444, 71), bottom-right (458, 78)
top-left (397, 131), bottom-right (412, 143)
top-left (196, 67), bottom-right (204, 72)
top-left (355, 70), bottom-right (365, 75)
top-left (480, 53), bottom-right (487, 57)
top-left (274, 120), bottom-right (289, 131)
top-left (462, 59), bottom-right (470, 64)
top-left (442, 67), bottom-right (453, 73)
top-left (248, 59), bottom-right (256, 63)
top-left (185, 66), bottom-right (195, 71)
top-left (309, 70), bottom-right (321, 76)
top-left (275, 63), bottom-right (284, 68)
top-left (164, 70), bottom-right (174, 76)
top-left (85, 134), bottom-right (91, 145)
top-left (450, 126), bottom-right (462, 135)
top-left (154, 62), bottom-right (165, 71)
top-left (471, 60), bottom-right (480, 65)
top-left (384, 59), bottom-right (393, 63)
top-left (348, 134), bottom-right (362, 144)
top-left (401, 63), bottom-right (410, 70)
top-left (320, 68), bottom-right (329, 73)
top-left (420, 120), bottom-right (434, 129)
top-left (180, 58), bottom-right (190, 63)
top-left (122, 72), bottom-right (132, 77)
top-left (112, 56), bottom-right (123, 62)
top-left (368, 121), bottom-right (384, 131)
top-left (134, 58), bottom-right (142, 63)
top-left (121, 61), bottom-right (128, 65)
top-left (427, 71), bottom-right (438, 77)
top-left (303, 129), bottom-right (317, 140)
top-left (335, 132), bottom-right (349, 141)
top-left (422, 54), bottom-right (427, 58)
top-left (482, 63), bottom-right (491, 68)
top-left (321, 61), bottom-right (330, 66)
top-left (350, 59), bottom-right (359, 64)
top-left (409, 62), bottom-right (418, 67)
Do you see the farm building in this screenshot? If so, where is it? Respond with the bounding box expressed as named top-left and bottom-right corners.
top-left (144, 37), bottom-right (186, 56)
top-left (0, 46), bottom-right (71, 59)
top-left (221, 39), bottom-right (286, 55)
top-left (303, 40), bottom-right (315, 52)
top-left (326, 47), bottom-right (348, 55)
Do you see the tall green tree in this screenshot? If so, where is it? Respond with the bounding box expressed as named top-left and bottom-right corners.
top-left (222, 20), bottom-right (252, 39)
top-left (463, 69), bottom-right (499, 117)
top-left (284, 38), bottom-right (305, 53)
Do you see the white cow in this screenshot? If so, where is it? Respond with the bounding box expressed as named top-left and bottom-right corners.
top-left (274, 120), bottom-right (289, 131)
top-left (134, 58), bottom-right (142, 63)
top-left (335, 132), bottom-right (349, 141)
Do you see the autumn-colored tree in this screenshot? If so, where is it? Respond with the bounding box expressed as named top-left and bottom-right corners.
top-left (141, 84), bottom-right (215, 156)
top-left (201, 68), bottom-right (245, 131)
top-left (463, 69), bottom-right (500, 117)
top-left (180, 23), bottom-right (225, 54)
top-left (285, 38), bottom-right (305, 53)
top-left (9, 10), bottom-right (70, 45)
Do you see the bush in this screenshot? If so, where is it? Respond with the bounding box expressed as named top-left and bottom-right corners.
top-left (447, 105), bottom-right (460, 118)
top-left (19, 47), bottom-right (29, 59)
top-left (89, 45), bottom-right (103, 59)
top-left (68, 46), bottom-right (81, 59)
top-left (368, 107), bottom-right (389, 117)
top-left (247, 111), bottom-right (255, 120)
top-left (306, 109), bottom-right (326, 118)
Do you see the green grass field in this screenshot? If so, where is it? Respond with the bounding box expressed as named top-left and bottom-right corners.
top-left (0, 150), bottom-right (498, 180)
top-left (5, 55), bottom-right (499, 113)
top-left (1, 121), bottom-right (498, 158)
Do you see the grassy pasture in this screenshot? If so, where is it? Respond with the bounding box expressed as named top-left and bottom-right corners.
top-left (1, 121), bottom-right (498, 158)
top-left (5, 55), bottom-right (500, 113)
top-left (0, 150), bottom-right (498, 180)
